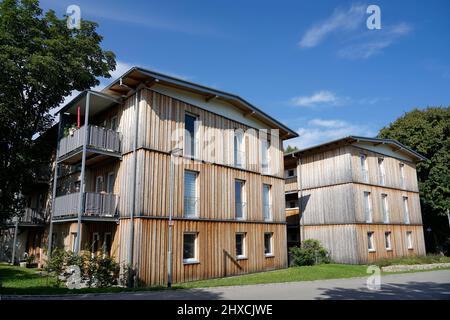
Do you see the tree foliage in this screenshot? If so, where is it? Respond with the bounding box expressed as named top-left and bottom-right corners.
top-left (284, 145), bottom-right (299, 154)
top-left (378, 107), bottom-right (450, 250)
top-left (0, 0), bottom-right (116, 224)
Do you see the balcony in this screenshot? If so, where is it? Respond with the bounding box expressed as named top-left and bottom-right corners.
top-left (57, 125), bottom-right (121, 164)
top-left (53, 192), bottom-right (118, 221)
top-left (8, 208), bottom-right (47, 226)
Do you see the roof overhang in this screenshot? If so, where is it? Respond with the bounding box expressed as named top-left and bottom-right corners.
top-left (57, 90), bottom-right (122, 117)
top-left (102, 67), bottom-right (298, 140)
top-left (285, 136), bottom-right (427, 163)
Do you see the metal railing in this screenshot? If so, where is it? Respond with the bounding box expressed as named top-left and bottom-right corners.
top-left (10, 208), bottom-right (47, 225)
top-left (57, 125), bottom-right (121, 158)
top-left (53, 192), bottom-right (118, 219)
top-left (183, 196), bottom-right (199, 217)
top-left (235, 202), bottom-right (247, 219)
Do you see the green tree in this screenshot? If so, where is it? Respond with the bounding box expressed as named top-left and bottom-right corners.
top-left (285, 145), bottom-right (299, 154)
top-left (0, 0), bottom-right (116, 225)
top-left (378, 107), bottom-right (450, 252)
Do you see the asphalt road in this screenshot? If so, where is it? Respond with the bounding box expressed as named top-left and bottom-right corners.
top-left (3, 269), bottom-right (450, 300)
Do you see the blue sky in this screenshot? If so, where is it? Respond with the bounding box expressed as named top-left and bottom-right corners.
top-left (42, 0), bottom-right (450, 149)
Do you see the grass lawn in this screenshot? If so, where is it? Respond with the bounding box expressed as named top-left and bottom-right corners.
top-left (1, 259), bottom-right (449, 295)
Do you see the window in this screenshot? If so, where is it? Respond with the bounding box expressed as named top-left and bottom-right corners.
top-left (385, 231), bottom-right (392, 250)
top-left (235, 233), bottom-right (246, 259)
top-left (263, 184), bottom-right (272, 221)
top-left (364, 192), bottom-right (372, 223)
top-left (234, 130), bottom-right (244, 168)
top-left (367, 232), bottom-right (375, 252)
top-left (184, 171), bottom-right (198, 218)
top-left (184, 113), bottom-right (198, 158)
top-left (378, 158), bottom-right (385, 185)
top-left (103, 232), bottom-right (112, 257)
top-left (264, 232), bottom-right (273, 256)
top-left (381, 193), bottom-right (389, 223)
top-left (95, 176), bottom-right (103, 193)
top-left (403, 196), bottom-right (410, 224)
top-left (110, 116), bottom-right (118, 131)
top-left (235, 180), bottom-right (245, 220)
top-left (399, 163), bottom-right (405, 188)
top-left (406, 231), bottom-right (413, 249)
top-left (287, 200), bottom-right (298, 209)
top-left (92, 232), bottom-right (100, 255)
top-left (286, 169), bottom-right (295, 178)
top-left (360, 154), bottom-right (368, 182)
top-left (183, 233), bottom-right (198, 263)
top-left (261, 136), bottom-right (270, 174)
top-left (71, 232), bottom-right (78, 252)
top-left (107, 172), bottom-right (115, 193)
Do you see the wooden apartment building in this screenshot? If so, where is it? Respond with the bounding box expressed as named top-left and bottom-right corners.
top-left (284, 136), bottom-right (427, 264)
top-left (1, 67), bottom-right (298, 286)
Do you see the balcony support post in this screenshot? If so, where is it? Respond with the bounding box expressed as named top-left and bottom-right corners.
top-left (75, 92), bottom-right (90, 253)
top-left (47, 119), bottom-right (63, 258)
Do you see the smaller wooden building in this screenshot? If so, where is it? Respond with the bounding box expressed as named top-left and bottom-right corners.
top-left (284, 136), bottom-right (427, 264)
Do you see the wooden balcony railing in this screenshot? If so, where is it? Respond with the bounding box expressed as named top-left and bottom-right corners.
top-left (53, 192), bottom-right (118, 219)
top-left (57, 125), bottom-right (121, 159)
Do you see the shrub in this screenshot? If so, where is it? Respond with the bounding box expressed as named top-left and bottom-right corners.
top-left (289, 239), bottom-right (331, 266)
top-left (45, 249), bottom-right (119, 288)
top-left (374, 254), bottom-right (450, 267)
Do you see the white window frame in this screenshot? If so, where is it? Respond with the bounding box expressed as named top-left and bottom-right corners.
top-left (95, 175), bottom-right (103, 193)
top-left (263, 184), bottom-right (272, 221)
top-left (235, 232), bottom-right (247, 260)
top-left (399, 163), bottom-right (406, 188)
top-left (183, 170), bottom-right (199, 218)
top-left (103, 232), bottom-right (112, 258)
top-left (378, 158), bottom-right (386, 185)
top-left (403, 196), bottom-right (410, 224)
top-left (106, 172), bottom-right (115, 193)
top-left (385, 231), bottom-right (392, 250)
top-left (406, 231), bottom-right (413, 249)
top-left (364, 191), bottom-right (373, 223)
top-left (260, 134), bottom-right (270, 174)
top-left (367, 231), bottom-right (376, 252)
top-left (234, 179), bottom-right (246, 220)
top-left (92, 232), bottom-right (100, 256)
top-left (360, 154), bottom-right (368, 182)
top-left (184, 112), bottom-right (199, 158)
top-left (110, 115), bottom-right (118, 131)
top-left (71, 232), bottom-right (77, 252)
top-left (234, 129), bottom-right (245, 169)
top-left (264, 232), bottom-right (274, 257)
top-left (381, 193), bottom-right (389, 223)
top-left (285, 169), bottom-right (296, 178)
top-left (183, 232), bottom-right (199, 264)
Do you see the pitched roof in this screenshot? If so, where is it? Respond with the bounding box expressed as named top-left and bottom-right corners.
top-left (285, 136), bottom-right (427, 162)
top-left (101, 66), bottom-right (298, 139)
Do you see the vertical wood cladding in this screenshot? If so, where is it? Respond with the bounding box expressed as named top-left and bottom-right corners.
top-left (117, 150), bottom-right (286, 222)
top-left (303, 224), bottom-right (425, 264)
top-left (118, 218), bottom-right (287, 286)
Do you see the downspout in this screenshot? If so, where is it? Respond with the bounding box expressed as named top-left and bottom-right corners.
top-left (128, 88), bottom-right (140, 286)
top-left (75, 92), bottom-right (90, 253)
top-left (297, 156), bottom-right (303, 246)
top-left (47, 120), bottom-right (63, 258)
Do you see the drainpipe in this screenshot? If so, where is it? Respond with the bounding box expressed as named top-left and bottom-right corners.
top-left (75, 92), bottom-right (90, 253)
top-left (47, 120), bottom-right (62, 258)
top-left (128, 89), bottom-right (140, 286)
top-left (297, 156), bottom-right (303, 247)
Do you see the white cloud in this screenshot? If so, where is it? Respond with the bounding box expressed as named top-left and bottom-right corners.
top-left (290, 90), bottom-right (340, 107)
top-left (337, 23), bottom-right (412, 59)
top-left (287, 118), bottom-right (375, 149)
top-left (298, 3), bottom-right (412, 59)
top-left (299, 4), bottom-right (366, 48)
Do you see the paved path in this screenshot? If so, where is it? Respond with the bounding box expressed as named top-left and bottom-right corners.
top-left (4, 269), bottom-right (450, 300)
